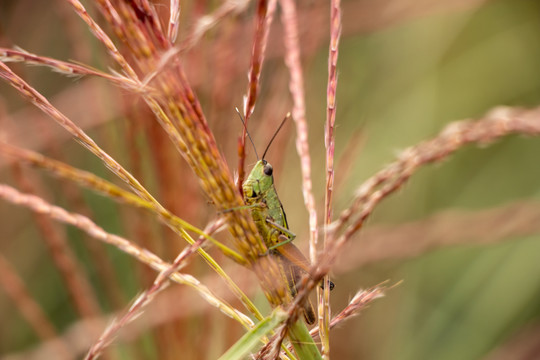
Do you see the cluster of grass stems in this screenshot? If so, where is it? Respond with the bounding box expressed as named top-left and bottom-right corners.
top-left (1, 1), bottom-right (540, 359)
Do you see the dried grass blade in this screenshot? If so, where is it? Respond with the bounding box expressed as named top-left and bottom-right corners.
top-left (0, 48), bottom-right (141, 91)
top-left (0, 62), bottom-right (157, 204)
top-left (279, 0), bottom-right (318, 263)
top-left (9, 163), bottom-right (102, 319)
top-left (85, 221), bottom-right (213, 359)
top-left (336, 106), bottom-right (540, 247)
top-left (320, 0), bottom-right (342, 355)
top-left (238, 0), bottom-right (277, 189)
top-left (0, 183), bottom-right (254, 329)
top-left (308, 284), bottom-right (388, 341)
top-left (0, 142), bottom-right (238, 255)
top-left (309, 107), bottom-right (540, 306)
top-left (67, 0), bottom-right (138, 79)
top-left (0, 143), bottom-right (268, 319)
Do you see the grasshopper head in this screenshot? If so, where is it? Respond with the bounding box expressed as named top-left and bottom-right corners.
top-left (242, 159), bottom-right (275, 201)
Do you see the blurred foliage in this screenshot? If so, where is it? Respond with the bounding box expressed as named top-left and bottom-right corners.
top-left (306, 1), bottom-right (540, 359)
top-left (1, 0), bottom-right (540, 359)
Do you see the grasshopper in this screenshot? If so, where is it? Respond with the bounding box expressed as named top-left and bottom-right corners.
top-left (243, 158), bottom-right (317, 324)
top-left (240, 114), bottom-right (333, 325)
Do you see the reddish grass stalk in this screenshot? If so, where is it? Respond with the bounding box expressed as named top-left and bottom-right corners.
top-left (308, 284), bottom-right (386, 340)
top-left (325, 1), bottom-right (341, 227)
top-left (0, 65), bottom-right (246, 260)
top-left (10, 164), bottom-right (102, 319)
top-left (242, 0), bottom-right (276, 121)
top-left (0, 142), bottom-right (271, 325)
top-left (4, 267), bottom-right (261, 360)
top-left (338, 200), bottom-right (540, 270)
top-left (122, 112), bottom-right (164, 287)
top-left (318, 106), bottom-right (540, 283)
top-left (0, 62), bottom-right (159, 204)
top-left (0, 183), bottom-right (254, 328)
top-left (336, 106), bottom-right (540, 246)
top-left (0, 141), bottom-right (248, 265)
top-left (0, 48), bottom-right (140, 90)
top-left (134, 0), bottom-right (167, 46)
top-left (237, 0), bottom-right (277, 191)
top-left (67, 0), bottom-right (138, 79)
top-left (320, 0), bottom-right (342, 355)
top-left (0, 142), bottom-right (153, 209)
top-left (85, 219), bottom-right (223, 359)
top-left (279, 0), bottom-right (319, 263)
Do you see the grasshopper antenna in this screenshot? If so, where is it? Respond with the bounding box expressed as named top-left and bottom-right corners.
top-left (235, 107), bottom-right (259, 160)
top-left (262, 112), bottom-right (290, 160)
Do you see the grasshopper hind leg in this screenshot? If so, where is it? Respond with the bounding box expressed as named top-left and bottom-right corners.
top-left (281, 253), bottom-right (316, 325)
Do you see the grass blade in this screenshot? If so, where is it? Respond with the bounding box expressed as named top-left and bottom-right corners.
top-left (218, 309), bottom-right (288, 360)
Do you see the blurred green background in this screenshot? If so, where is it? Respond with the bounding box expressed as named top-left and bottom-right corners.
top-left (299, 1), bottom-right (540, 359)
top-left (1, 0), bottom-right (540, 359)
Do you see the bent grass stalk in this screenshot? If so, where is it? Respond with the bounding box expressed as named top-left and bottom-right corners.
top-left (320, 0), bottom-right (342, 355)
top-left (237, 0), bottom-right (277, 191)
top-left (0, 142), bottom-right (267, 321)
top-left (9, 163), bottom-right (102, 320)
top-left (0, 48), bottom-right (142, 91)
top-left (0, 183), bottom-right (254, 329)
top-left (85, 219), bottom-right (223, 360)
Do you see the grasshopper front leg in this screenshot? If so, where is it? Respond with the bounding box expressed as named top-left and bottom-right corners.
top-left (265, 218), bottom-right (296, 250)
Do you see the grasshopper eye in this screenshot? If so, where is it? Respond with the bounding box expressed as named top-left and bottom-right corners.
top-left (263, 164), bottom-right (273, 176)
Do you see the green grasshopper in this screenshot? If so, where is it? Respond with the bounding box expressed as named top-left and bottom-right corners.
top-left (243, 158), bottom-right (316, 324)
top-left (240, 114), bottom-right (333, 325)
